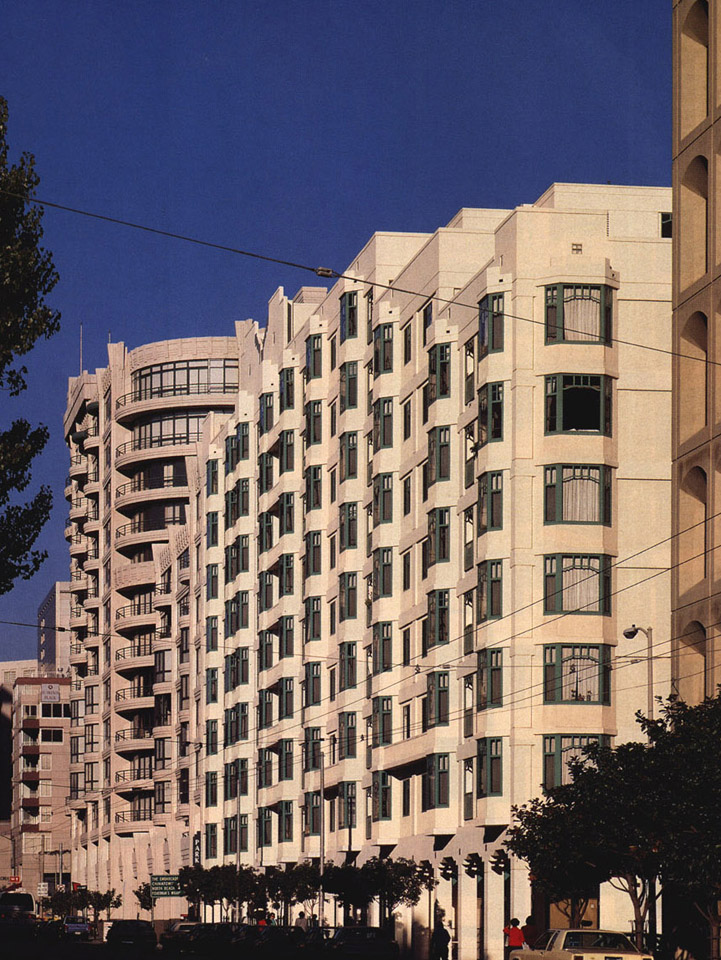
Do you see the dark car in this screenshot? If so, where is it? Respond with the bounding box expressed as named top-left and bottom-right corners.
top-left (63, 915), bottom-right (91, 939)
top-left (0, 892), bottom-right (37, 941)
top-left (327, 927), bottom-right (399, 960)
top-left (106, 919), bottom-right (157, 954)
top-left (252, 925), bottom-right (308, 960)
top-left (159, 920), bottom-right (198, 954)
top-left (176, 922), bottom-right (240, 955)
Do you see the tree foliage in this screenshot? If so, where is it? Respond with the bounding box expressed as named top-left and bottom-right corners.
top-left (0, 95), bottom-right (60, 594)
top-left (507, 694), bottom-right (721, 954)
top-left (134, 883), bottom-right (153, 913)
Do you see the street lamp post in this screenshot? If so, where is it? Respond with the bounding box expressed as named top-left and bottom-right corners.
top-left (622, 624), bottom-right (657, 946)
top-left (622, 624), bottom-right (654, 721)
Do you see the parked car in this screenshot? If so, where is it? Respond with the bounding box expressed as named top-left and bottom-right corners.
top-left (159, 920), bottom-right (198, 953)
top-left (0, 892), bottom-right (37, 940)
top-left (63, 915), bottom-right (91, 939)
top-left (106, 919), bottom-right (157, 954)
top-left (327, 926), bottom-right (399, 960)
top-left (511, 929), bottom-right (653, 960)
top-left (251, 925), bottom-right (308, 960)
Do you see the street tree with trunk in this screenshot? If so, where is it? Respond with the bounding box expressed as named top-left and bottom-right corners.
top-left (0, 96), bottom-right (60, 594)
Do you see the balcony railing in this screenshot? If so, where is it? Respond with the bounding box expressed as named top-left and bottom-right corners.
top-left (116, 433), bottom-right (202, 458)
top-left (115, 728), bottom-right (153, 743)
top-left (115, 687), bottom-right (154, 702)
top-left (115, 476), bottom-right (188, 499)
top-left (116, 518), bottom-right (184, 539)
top-left (116, 600), bottom-right (155, 620)
top-left (115, 642), bottom-right (153, 661)
top-left (116, 382), bottom-right (238, 408)
top-left (115, 767), bottom-right (153, 783)
top-left (115, 809), bottom-right (153, 823)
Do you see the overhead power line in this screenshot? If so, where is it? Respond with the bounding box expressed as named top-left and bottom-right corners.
top-left (0, 187), bottom-right (706, 370)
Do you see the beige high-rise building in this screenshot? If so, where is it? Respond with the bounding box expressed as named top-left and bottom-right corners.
top-left (37, 582), bottom-right (72, 676)
top-left (63, 339), bottom-right (240, 910)
top-left (10, 675), bottom-right (71, 897)
top-left (66, 183), bottom-right (672, 955)
top-left (672, 0), bottom-right (718, 700)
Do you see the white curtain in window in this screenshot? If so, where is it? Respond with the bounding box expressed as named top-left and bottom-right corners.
top-left (564, 287), bottom-right (600, 340)
top-left (561, 555), bottom-right (600, 611)
top-left (560, 646), bottom-right (600, 701)
top-left (560, 737), bottom-right (592, 784)
top-left (562, 466), bottom-right (600, 521)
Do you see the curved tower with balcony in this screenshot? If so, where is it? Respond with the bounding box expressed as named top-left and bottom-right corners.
top-left (64, 337), bottom-right (239, 899)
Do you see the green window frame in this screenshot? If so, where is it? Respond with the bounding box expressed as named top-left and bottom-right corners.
top-left (278, 554), bottom-right (294, 597)
top-left (373, 398), bottom-right (393, 450)
top-left (479, 293), bottom-right (504, 358)
top-left (421, 753), bottom-right (449, 810)
top-left (372, 696), bottom-right (393, 746)
top-left (279, 617), bottom-right (294, 658)
top-left (304, 597), bottom-right (321, 642)
top-left (543, 734), bottom-right (609, 789)
top-left (305, 531), bottom-right (322, 576)
top-left (279, 678), bottom-right (294, 719)
top-left (206, 459), bottom-right (218, 495)
top-left (427, 671), bottom-right (449, 727)
top-left (476, 737), bottom-right (502, 797)
top-left (428, 343), bottom-right (451, 401)
top-left (305, 400), bottom-right (322, 445)
top-left (205, 771), bottom-right (218, 807)
top-left (545, 374), bottom-right (612, 435)
top-left (279, 493), bottom-right (294, 536)
top-left (279, 430), bottom-right (294, 474)
top-left (305, 334), bottom-right (322, 379)
top-left (278, 800), bottom-right (293, 842)
top-left (544, 464), bottom-right (612, 525)
top-left (478, 471), bottom-right (503, 533)
top-left (372, 622), bottom-right (392, 674)
top-left (477, 560), bottom-right (502, 621)
top-left (339, 781), bottom-right (357, 827)
top-left (373, 547), bottom-right (393, 598)
top-left (304, 662), bottom-right (321, 706)
top-left (279, 367), bottom-right (294, 411)
top-left (339, 642), bottom-right (357, 690)
top-left (304, 728), bottom-right (321, 772)
top-left (427, 589), bottom-right (450, 648)
top-left (258, 807), bottom-right (273, 847)
top-left (427, 426), bottom-right (451, 484)
top-left (340, 361), bottom-right (358, 412)
top-left (372, 771), bottom-right (392, 821)
top-left (478, 382), bottom-right (503, 445)
top-left (339, 431), bottom-right (358, 482)
top-left (278, 739), bottom-right (293, 780)
top-left (544, 554), bottom-right (612, 615)
top-left (373, 473), bottom-right (393, 524)
top-left (305, 465), bottom-right (322, 511)
top-left (373, 324), bottom-right (393, 375)
top-left (544, 644), bottom-right (611, 704)
top-left (205, 823), bottom-right (217, 859)
top-left (545, 284), bottom-right (612, 345)
top-left (205, 668), bottom-right (218, 704)
top-left (339, 502), bottom-right (358, 551)
top-left (339, 572), bottom-right (358, 621)
top-left (339, 712), bottom-right (357, 759)
top-left (206, 564), bottom-right (218, 600)
top-left (340, 291), bottom-right (358, 342)
top-left (259, 393), bottom-right (274, 435)
top-left (428, 507), bottom-right (450, 565)
top-left (205, 616), bottom-right (218, 652)
top-left (477, 648), bottom-right (503, 709)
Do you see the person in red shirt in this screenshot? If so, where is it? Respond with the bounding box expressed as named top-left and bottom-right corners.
top-left (503, 918), bottom-right (526, 959)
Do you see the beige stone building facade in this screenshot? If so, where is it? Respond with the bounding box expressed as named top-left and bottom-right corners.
top-left (672, 0), bottom-right (720, 702)
top-left (10, 675), bottom-right (71, 897)
top-left (65, 183), bottom-right (672, 956)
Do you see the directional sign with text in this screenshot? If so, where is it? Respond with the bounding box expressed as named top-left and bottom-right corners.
top-left (150, 874), bottom-right (181, 898)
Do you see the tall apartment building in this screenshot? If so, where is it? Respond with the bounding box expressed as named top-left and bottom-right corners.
top-left (672, 0), bottom-right (719, 701)
top-left (0, 660), bottom-right (37, 823)
top-left (10, 675), bottom-right (71, 895)
top-left (65, 184), bottom-right (672, 955)
top-left (63, 339), bottom-right (240, 903)
top-left (37, 582), bottom-right (72, 675)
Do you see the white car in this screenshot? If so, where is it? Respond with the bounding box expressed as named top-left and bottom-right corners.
top-left (511, 929), bottom-right (653, 960)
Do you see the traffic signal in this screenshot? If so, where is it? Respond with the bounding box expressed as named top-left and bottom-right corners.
top-left (490, 849), bottom-right (510, 875)
top-left (439, 856), bottom-right (457, 881)
top-left (463, 853), bottom-right (482, 877)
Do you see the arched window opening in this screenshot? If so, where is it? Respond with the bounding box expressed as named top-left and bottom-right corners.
top-left (680, 155), bottom-right (709, 288)
top-left (676, 619), bottom-right (708, 704)
top-left (679, 311), bottom-right (708, 441)
top-left (678, 465), bottom-right (708, 593)
top-left (680, 0), bottom-right (709, 137)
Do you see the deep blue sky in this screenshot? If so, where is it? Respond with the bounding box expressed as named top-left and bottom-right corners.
top-left (0, 0), bottom-right (671, 660)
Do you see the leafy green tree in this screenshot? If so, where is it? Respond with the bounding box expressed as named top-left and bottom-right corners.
top-left (134, 883), bottom-right (153, 913)
top-left (0, 96), bottom-right (60, 594)
top-left (323, 863), bottom-right (375, 917)
top-left (363, 857), bottom-right (433, 927)
top-left (179, 866), bottom-right (205, 919)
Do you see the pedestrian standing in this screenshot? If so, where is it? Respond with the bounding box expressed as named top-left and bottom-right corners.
top-left (503, 918), bottom-right (526, 960)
